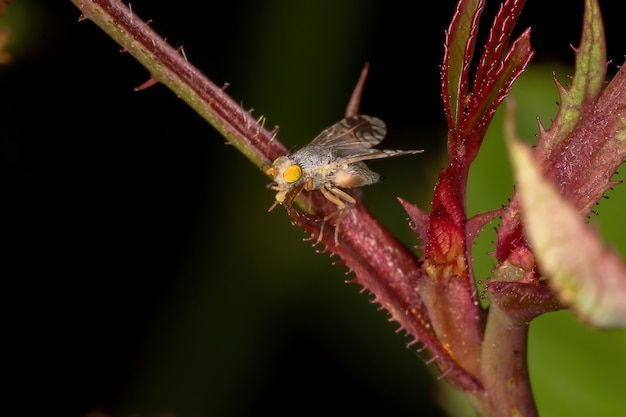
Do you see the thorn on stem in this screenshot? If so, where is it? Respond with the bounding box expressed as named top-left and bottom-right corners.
top-left (345, 62), bottom-right (370, 117)
top-left (177, 45), bottom-right (188, 61)
top-left (135, 77), bottom-right (158, 91)
top-left (270, 126), bottom-right (279, 141)
top-left (425, 354), bottom-right (439, 365)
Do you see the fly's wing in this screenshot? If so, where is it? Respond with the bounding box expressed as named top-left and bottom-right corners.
top-left (308, 115), bottom-right (422, 164)
top-left (308, 115), bottom-right (386, 155)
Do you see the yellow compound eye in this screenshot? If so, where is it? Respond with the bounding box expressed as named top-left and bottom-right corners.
top-left (282, 164), bottom-right (302, 183)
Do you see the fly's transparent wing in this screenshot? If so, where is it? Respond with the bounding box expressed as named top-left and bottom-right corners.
top-left (308, 115), bottom-right (386, 156)
top-left (308, 115), bottom-right (423, 163)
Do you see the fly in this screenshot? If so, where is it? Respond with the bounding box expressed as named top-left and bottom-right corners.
top-left (266, 114), bottom-right (423, 244)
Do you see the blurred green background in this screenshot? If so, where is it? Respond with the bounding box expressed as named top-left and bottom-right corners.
top-left (1, 1), bottom-right (624, 416)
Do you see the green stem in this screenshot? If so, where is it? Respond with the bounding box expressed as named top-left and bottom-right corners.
top-left (475, 302), bottom-right (537, 417)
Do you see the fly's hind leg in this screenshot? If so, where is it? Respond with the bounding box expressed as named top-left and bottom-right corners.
top-left (317, 186), bottom-right (356, 245)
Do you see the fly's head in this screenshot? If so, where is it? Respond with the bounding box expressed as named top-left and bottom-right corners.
top-left (266, 155), bottom-right (307, 209)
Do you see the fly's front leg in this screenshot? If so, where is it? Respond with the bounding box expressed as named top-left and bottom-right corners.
top-left (281, 182), bottom-right (306, 216)
top-left (303, 177), bottom-right (315, 211)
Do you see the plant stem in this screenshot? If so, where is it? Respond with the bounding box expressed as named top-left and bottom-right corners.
top-left (475, 303), bottom-right (537, 417)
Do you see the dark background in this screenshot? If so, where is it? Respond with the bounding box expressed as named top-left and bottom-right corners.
top-left (1, 1), bottom-right (624, 416)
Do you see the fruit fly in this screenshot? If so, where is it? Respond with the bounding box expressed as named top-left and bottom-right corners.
top-left (266, 114), bottom-right (423, 244)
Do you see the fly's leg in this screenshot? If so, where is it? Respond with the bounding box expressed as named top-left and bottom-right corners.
top-left (303, 177), bottom-right (315, 212)
top-left (284, 182), bottom-right (307, 216)
top-left (318, 186), bottom-right (356, 245)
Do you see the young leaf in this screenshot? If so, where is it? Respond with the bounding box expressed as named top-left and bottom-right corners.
top-left (507, 131), bottom-right (626, 328)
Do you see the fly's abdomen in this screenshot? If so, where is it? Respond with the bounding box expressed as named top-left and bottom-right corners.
top-left (332, 161), bottom-right (380, 188)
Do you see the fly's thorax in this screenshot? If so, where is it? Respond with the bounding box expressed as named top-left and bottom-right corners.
top-left (286, 145), bottom-right (337, 190)
top-left (291, 145), bottom-right (336, 169)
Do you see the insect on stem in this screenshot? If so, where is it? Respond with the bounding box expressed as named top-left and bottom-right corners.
top-left (266, 115), bottom-right (423, 245)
